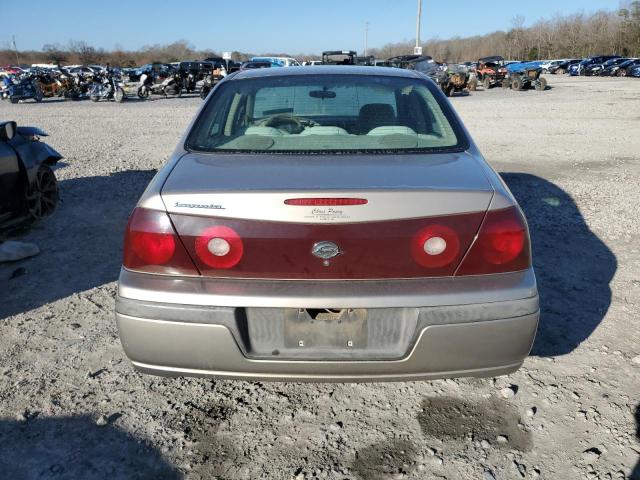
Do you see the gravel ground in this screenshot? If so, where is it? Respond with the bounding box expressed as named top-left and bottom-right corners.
top-left (1, 75), bottom-right (639, 480)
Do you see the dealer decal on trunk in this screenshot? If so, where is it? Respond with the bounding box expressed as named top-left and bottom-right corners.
top-left (304, 207), bottom-right (350, 221)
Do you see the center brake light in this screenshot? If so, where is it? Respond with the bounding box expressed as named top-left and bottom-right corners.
top-left (284, 198), bottom-right (368, 206)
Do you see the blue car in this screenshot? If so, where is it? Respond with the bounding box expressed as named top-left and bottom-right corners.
top-left (570, 56), bottom-right (622, 76)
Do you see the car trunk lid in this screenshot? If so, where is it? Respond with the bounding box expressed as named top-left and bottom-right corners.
top-left (161, 152), bottom-right (493, 279)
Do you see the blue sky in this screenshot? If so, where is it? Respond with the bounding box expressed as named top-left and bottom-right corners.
top-left (5, 0), bottom-right (620, 53)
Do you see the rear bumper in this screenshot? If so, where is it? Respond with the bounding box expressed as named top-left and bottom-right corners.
top-left (116, 269), bottom-right (539, 382)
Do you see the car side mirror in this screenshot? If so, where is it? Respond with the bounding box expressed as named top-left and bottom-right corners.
top-left (0, 121), bottom-right (17, 141)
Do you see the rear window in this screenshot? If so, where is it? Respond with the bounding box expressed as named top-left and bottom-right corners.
top-left (186, 73), bottom-right (468, 154)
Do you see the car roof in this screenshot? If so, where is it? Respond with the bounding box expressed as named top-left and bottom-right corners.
top-left (230, 65), bottom-right (422, 80)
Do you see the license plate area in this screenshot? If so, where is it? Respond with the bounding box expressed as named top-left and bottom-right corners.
top-left (243, 307), bottom-right (419, 360)
top-left (284, 308), bottom-right (368, 350)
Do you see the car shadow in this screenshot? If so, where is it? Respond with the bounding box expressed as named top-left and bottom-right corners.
top-left (0, 414), bottom-right (180, 478)
top-left (0, 169), bottom-right (616, 360)
top-left (0, 169), bottom-right (156, 319)
top-left (500, 173), bottom-right (616, 357)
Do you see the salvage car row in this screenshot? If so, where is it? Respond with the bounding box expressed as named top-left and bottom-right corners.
top-left (5, 51), bottom-right (637, 105)
top-left (0, 55), bottom-right (545, 106)
top-left (541, 56), bottom-right (640, 76)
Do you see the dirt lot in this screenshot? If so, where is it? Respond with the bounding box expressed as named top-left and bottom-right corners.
top-left (1, 75), bottom-right (639, 480)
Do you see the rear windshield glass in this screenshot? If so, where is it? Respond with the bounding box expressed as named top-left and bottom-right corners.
top-left (186, 73), bottom-right (468, 154)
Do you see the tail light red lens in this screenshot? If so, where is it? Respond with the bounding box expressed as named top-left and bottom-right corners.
top-left (169, 212), bottom-right (485, 279)
top-left (131, 231), bottom-right (175, 265)
top-left (194, 225), bottom-right (244, 269)
top-left (456, 206), bottom-right (531, 276)
top-left (411, 224), bottom-right (460, 268)
top-left (123, 208), bottom-right (199, 275)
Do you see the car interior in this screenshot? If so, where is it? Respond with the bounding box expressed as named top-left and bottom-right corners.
top-left (190, 80), bottom-right (461, 151)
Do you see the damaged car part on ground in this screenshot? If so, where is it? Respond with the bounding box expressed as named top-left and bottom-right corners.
top-left (115, 66), bottom-right (539, 382)
top-left (0, 121), bottom-right (62, 231)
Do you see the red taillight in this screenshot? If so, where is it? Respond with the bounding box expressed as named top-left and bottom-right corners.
top-left (123, 208), bottom-right (199, 275)
top-left (131, 231), bottom-right (175, 265)
top-left (456, 207), bottom-right (530, 276)
top-left (169, 212), bottom-right (485, 279)
top-left (194, 225), bottom-right (244, 269)
top-left (284, 198), bottom-right (368, 206)
top-left (411, 224), bottom-right (460, 268)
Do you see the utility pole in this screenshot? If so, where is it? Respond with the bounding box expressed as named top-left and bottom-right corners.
top-left (12, 35), bottom-right (20, 64)
top-left (364, 21), bottom-right (369, 57)
top-left (414, 0), bottom-right (423, 55)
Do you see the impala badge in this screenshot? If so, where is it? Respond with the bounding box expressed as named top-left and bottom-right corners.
top-left (312, 241), bottom-right (341, 260)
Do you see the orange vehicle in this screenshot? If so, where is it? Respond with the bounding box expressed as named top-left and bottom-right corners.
top-left (35, 72), bottom-right (73, 98)
top-left (475, 56), bottom-right (508, 89)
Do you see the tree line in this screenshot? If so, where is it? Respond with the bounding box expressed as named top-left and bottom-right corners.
top-left (370, 2), bottom-right (640, 62)
top-left (1, 2), bottom-right (639, 67)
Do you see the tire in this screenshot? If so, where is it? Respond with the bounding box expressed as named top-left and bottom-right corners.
top-left (114, 88), bottom-right (125, 103)
top-left (467, 79), bottom-right (477, 91)
top-left (619, 70), bottom-right (627, 77)
top-left (483, 77), bottom-right (491, 90)
top-left (511, 77), bottom-right (523, 91)
top-left (137, 86), bottom-right (149, 99)
top-left (536, 77), bottom-right (547, 91)
top-left (10, 95), bottom-right (19, 104)
top-left (26, 165), bottom-right (58, 220)
top-left (200, 87), bottom-right (209, 99)
top-left (557, 68), bottom-right (565, 75)
top-left (90, 95), bottom-right (100, 102)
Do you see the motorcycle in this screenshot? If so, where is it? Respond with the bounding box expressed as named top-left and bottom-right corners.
top-left (136, 72), bottom-right (153, 98)
top-left (1, 75), bottom-right (13, 99)
top-left (137, 71), bottom-right (181, 98)
top-left (35, 71), bottom-right (65, 98)
top-left (182, 72), bottom-right (197, 93)
top-left (200, 74), bottom-right (215, 99)
top-left (89, 71), bottom-right (125, 102)
top-left (8, 75), bottom-right (43, 104)
top-left (199, 67), bottom-right (227, 100)
top-left (62, 74), bottom-right (84, 100)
